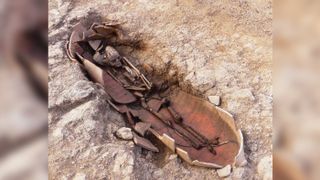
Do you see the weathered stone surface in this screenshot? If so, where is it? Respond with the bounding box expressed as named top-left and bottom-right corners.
top-left (230, 167), bottom-right (251, 180)
top-left (257, 156), bottom-right (272, 180)
top-left (49, 0), bottom-right (272, 179)
top-left (185, 69), bottom-right (216, 93)
top-left (112, 149), bottom-right (135, 179)
top-left (73, 173), bottom-right (86, 180)
top-left (55, 80), bottom-right (96, 107)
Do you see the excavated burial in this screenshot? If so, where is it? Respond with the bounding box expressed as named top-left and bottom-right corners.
top-left (66, 21), bottom-right (243, 168)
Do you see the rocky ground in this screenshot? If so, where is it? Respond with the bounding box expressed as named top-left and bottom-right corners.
top-left (49, 0), bottom-right (272, 179)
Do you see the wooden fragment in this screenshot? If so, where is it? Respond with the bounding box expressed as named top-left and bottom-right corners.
top-left (134, 122), bottom-right (151, 136)
top-left (133, 133), bottom-right (159, 152)
top-left (125, 86), bottom-right (146, 91)
top-left (133, 91), bottom-right (144, 98)
top-left (82, 59), bottom-right (137, 104)
top-left (88, 40), bottom-right (102, 51)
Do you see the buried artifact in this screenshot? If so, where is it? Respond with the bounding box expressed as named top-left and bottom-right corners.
top-left (66, 21), bottom-right (244, 168)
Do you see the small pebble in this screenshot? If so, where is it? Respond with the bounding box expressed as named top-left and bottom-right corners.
top-left (168, 154), bottom-right (177, 160)
top-left (153, 170), bottom-right (164, 178)
top-left (232, 167), bottom-right (245, 180)
top-left (208, 96), bottom-right (221, 106)
top-left (115, 127), bottom-right (133, 140)
top-left (217, 165), bottom-right (232, 178)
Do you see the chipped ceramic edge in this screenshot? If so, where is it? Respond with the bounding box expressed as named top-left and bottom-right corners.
top-left (235, 130), bottom-right (247, 167)
top-left (176, 147), bottom-right (223, 168)
top-left (160, 133), bottom-right (176, 152)
top-left (65, 40), bottom-right (77, 62)
top-left (215, 106), bottom-right (234, 119)
top-left (148, 129), bottom-right (176, 152)
top-left (66, 25), bottom-right (81, 62)
top-left (215, 106), bottom-right (244, 167)
top-left (235, 130), bottom-right (244, 162)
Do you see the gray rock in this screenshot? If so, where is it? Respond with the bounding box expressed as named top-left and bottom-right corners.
top-left (185, 69), bottom-right (216, 93)
top-left (227, 89), bottom-right (256, 114)
top-left (54, 80), bottom-right (96, 107)
top-left (115, 127), bottom-right (133, 140)
top-left (231, 167), bottom-right (246, 180)
top-left (73, 173), bottom-right (86, 180)
top-left (152, 169), bottom-right (164, 179)
top-left (208, 95), bottom-right (221, 106)
top-left (234, 89), bottom-right (255, 101)
top-left (112, 150), bottom-right (135, 179)
top-left (257, 156), bottom-right (272, 180)
top-left (217, 165), bottom-right (232, 178)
